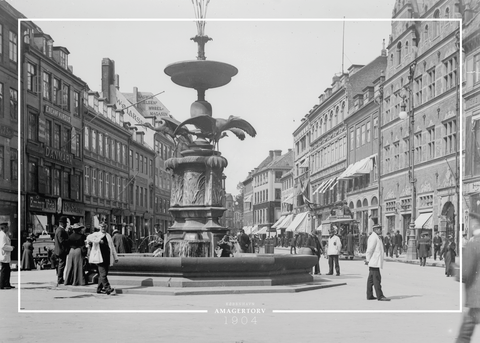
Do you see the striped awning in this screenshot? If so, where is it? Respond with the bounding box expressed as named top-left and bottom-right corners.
top-left (338, 154), bottom-right (376, 180)
top-left (272, 215), bottom-right (286, 229)
top-left (285, 212), bottom-right (308, 232)
top-left (278, 214), bottom-right (294, 230)
top-left (244, 194), bottom-right (253, 203)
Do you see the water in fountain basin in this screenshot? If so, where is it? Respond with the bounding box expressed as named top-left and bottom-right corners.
top-left (169, 240), bottom-right (211, 257)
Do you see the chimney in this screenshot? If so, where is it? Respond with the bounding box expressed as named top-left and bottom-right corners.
top-left (101, 58), bottom-right (115, 103)
top-left (115, 74), bottom-right (120, 90)
top-left (134, 87), bottom-right (139, 106)
top-left (269, 150), bottom-right (274, 158)
top-left (274, 150), bottom-right (282, 157)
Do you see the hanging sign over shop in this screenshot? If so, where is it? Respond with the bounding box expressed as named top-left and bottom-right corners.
top-left (63, 201), bottom-right (84, 216)
top-left (45, 146), bottom-right (73, 165)
top-left (45, 105), bottom-right (71, 124)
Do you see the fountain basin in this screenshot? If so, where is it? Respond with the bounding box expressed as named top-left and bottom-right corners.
top-left (108, 254), bottom-right (318, 287)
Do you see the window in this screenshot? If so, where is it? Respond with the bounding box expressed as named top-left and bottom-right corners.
top-left (433, 10), bottom-right (440, 37)
top-left (8, 31), bottom-right (17, 62)
top-left (62, 128), bottom-right (70, 152)
top-left (59, 50), bottom-right (68, 69)
top-left (62, 171), bottom-right (69, 198)
top-left (74, 91), bottom-right (80, 116)
top-left (92, 169), bottom-right (97, 196)
top-left (424, 25), bottom-right (429, 41)
top-left (27, 63), bottom-right (37, 92)
top-left (28, 160), bottom-right (37, 192)
top-left (75, 133), bottom-right (80, 157)
top-left (123, 179), bottom-right (127, 203)
top-left (84, 166), bottom-right (90, 195)
top-left (361, 124), bottom-right (366, 145)
top-left (105, 173), bottom-right (109, 199)
top-left (356, 127), bottom-right (360, 148)
top-left (444, 120), bottom-right (457, 155)
top-left (99, 171), bottom-right (103, 198)
top-left (43, 72), bottom-right (51, 100)
top-left (415, 132), bottom-right (422, 163)
top-left (84, 127), bottom-right (89, 150)
top-left (116, 142), bottom-right (121, 163)
top-left (366, 122), bottom-right (371, 142)
top-left (28, 112), bottom-right (38, 141)
top-left (136, 186), bottom-right (139, 205)
top-left (105, 138), bottom-right (110, 159)
top-left (122, 145), bottom-right (127, 166)
top-left (474, 54), bottom-right (480, 84)
top-left (444, 56), bottom-right (457, 90)
top-left (9, 88), bottom-right (17, 120)
top-left (144, 156), bottom-right (147, 173)
top-left (150, 159), bottom-right (153, 176)
top-left (53, 169), bottom-right (60, 196)
top-left (111, 174), bottom-right (115, 200)
top-left (110, 139), bottom-right (115, 161)
top-left (0, 83), bottom-right (3, 117)
top-left (45, 166), bottom-right (51, 194)
top-left (53, 78), bottom-right (60, 105)
top-left (415, 77), bottom-right (423, 106)
top-left (62, 83), bottom-right (70, 110)
top-left (396, 42), bottom-right (402, 65)
top-left (427, 127), bottom-right (435, 159)
top-left (427, 68), bottom-right (436, 100)
top-left (72, 174), bottom-right (80, 200)
top-left (130, 184), bottom-right (134, 205)
top-left (129, 150), bottom-right (133, 168)
top-left (117, 176), bottom-right (121, 201)
top-left (98, 133), bottom-right (103, 156)
top-left (140, 187), bottom-right (144, 207)
top-left (136, 153), bottom-right (140, 171)
top-left (91, 129), bottom-right (96, 153)
top-left (0, 25), bottom-right (2, 55)
top-left (10, 148), bottom-right (17, 181)
top-left (394, 142), bottom-right (400, 170)
top-left (45, 119), bottom-right (52, 146)
top-left (53, 124), bottom-right (60, 149)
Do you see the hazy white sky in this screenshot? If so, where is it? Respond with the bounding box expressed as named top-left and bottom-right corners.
top-left (10, 0), bottom-right (397, 195)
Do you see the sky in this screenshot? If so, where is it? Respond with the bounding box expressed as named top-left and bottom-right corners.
top-left (9, 0), bottom-right (397, 195)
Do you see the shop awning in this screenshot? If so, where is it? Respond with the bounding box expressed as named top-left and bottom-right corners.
top-left (295, 214), bottom-right (311, 233)
top-left (244, 194), bottom-right (252, 203)
top-left (272, 215), bottom-right (286, 229)
top-left (243, 226), bottom-right (253, 234)
top-left (415, 213), bottom-right (433, 229)
top-left (317, 177), bottom-right (337, 194)
top-left (285, 212), bottom-right (308, 232)
top-left (251, 225), bottom-right (260, 234)
top-left (256, 227), bottom-right (269, 235)
top-left (300, 158), bottom-right (309, 168)
top-left (338, 154), bottom-right (376, 180)
top-left (278, 214), bottom-right (294, 230)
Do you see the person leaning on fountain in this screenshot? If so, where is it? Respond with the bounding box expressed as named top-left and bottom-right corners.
top-left (217, 235), bottom-right (233, 257)
top-left (86, 223), bottom-right (118, 295)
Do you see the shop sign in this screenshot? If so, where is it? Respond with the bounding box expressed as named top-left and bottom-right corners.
top-left (43, 198), bottom-right (57, 213)
top-left (45, 146), bottom-right (73, 165)
top-left (0, 125), bottom-right (14, 139)
top-left (45, 105), bottom-right (71, 124)
top-left (466, 182), bottom-right (480, 194)
top-left (63, 201), bottom-right (84, 215)
top-left (29, 195), bottom-right (44, 210)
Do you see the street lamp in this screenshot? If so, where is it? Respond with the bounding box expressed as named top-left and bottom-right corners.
top-left (398, 61), bottom-right (417, 261)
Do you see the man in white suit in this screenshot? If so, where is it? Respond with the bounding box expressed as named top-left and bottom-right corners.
top-left (365, 224), bottom-right (390, 301)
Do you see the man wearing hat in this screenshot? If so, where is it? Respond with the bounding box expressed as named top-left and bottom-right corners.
top-left (0, 222), bottom-right (14, 289)
top-left (365, 224), bottom-right (390, 301)
top-left (417, 232), bottom-right (431, 267)
top-left (237, 229), bottom-right (250, 254)
top-left (54, 216), bottom-right (69, 285)
top-left (325, 227), bottom-right (342, 276)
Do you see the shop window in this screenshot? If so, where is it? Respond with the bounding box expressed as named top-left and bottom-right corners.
top-left (28, 112), bottom-right (38, 141)
top-left (53, 169), bottom-right (60, 196)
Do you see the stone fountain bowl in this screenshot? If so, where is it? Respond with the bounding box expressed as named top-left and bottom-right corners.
top-left (108, 254), bottom-right (318, 287)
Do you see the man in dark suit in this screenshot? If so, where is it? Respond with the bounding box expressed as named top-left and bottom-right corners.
top-left (417, 233), bottom-right (431, 266)
top-left (306, 231), bottom-right (323, 275)
top-left (393, 230), bottom-right (403, 258)
top-left (54, 216), bottom-right (69, 285)
top-left (237, 229), bottom-right (250, 253)
top-left (433, 232), bottom-right (443, 261)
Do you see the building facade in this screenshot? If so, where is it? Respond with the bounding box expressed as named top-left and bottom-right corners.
top-left (380, 0), bottom-right (461, 243)
top-left (22, 20), bottom-right (86, 238)
top-left (462, 0), bottom-right (480, 238)
top-left (0, 1), bottom-right (24, 256)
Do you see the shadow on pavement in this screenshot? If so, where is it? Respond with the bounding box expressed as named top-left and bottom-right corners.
top-left (387, 294), bottom-right (423, 300)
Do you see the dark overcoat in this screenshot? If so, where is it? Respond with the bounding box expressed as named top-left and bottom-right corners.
top-left (416, 237), bottom-right (431, 258)
top-left (462, 236), bottom-right (480, 308)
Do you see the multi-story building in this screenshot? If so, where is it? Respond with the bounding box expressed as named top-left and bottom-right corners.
top-left (276, 169), bottom-right (294, 236)
top-left (380, 0), bottom-right (461, 243)
top-left (462, 0), bottom-right (480, 237)
top-left (297, 55), bottom-right (386, 233)
top-left (0, 1), bottom-right (24, 257)
top-left (82, 90), bottom-right (130, 233)
top-left (341, 59), bottom-right (387, 234)
top-left (251, 149), bottom-right (293, 234)
top-left (21, 19), bottom-right (86, 237)
top-left (242, 171), bottom-right (254, 232)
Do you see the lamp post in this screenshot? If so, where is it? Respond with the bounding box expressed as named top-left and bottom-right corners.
top-left (398, 61), bottom-right (417, 260)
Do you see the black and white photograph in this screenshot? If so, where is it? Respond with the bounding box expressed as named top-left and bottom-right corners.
top-left (1, 0), bottom-right (479, 342)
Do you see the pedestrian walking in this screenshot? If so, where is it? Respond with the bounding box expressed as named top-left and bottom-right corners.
top-left (21, 236), bottom-right (35, 271)
top-left (306, 230), bottom-right (323, 275)
top-left (86, 224), bottom-right (118, 295)
top-left (365, 224), bottom-right (390, 301)
top-left (112, 227), bottom-right (131, 254)
top-left (290, 233), bottom-right (298, 254)
top-left (384, 232), bottom-right (391, 257)
top-left (0, 222), bottom-right (14, 290)
top-left (416, 233), bottom-right (430, 267)
top-left (442, 235), bottom-right (457, 277)
top-left (433, 232), bottom-right (442, 260)
top-left (455, 230), bottom-right (480, 342)
top-left (346, 229), bottom-right (354, 257)
top-left (54, 216), bottom-right (69, 285)
top-left (64, 223), bottom-right (87, 286)
top-left (237, 229), bottom-right (250, 253)
top-left (325, 227), bottom-right (341, 276)
top-left (393, 230), bottom-right (403, 257)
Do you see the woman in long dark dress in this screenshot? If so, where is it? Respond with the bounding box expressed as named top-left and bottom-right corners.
top-left (21, 237), bottom-right (35, 270)
top-left (64, 223), bottom-right (86, 286)
top-left (443, 235), bottom-right (456, 277)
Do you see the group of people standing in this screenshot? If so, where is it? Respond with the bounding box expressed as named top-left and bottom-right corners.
top-left (54, 216), bottom-right (119, 295)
